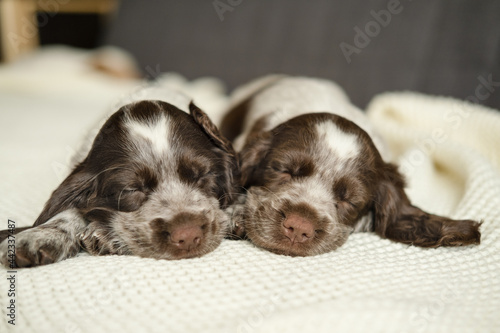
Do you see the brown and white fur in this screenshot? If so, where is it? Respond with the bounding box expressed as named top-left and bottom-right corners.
top-left (0, 95), bottom-right (240, 268)
top-left (221, 76), bottom-right (481, 257)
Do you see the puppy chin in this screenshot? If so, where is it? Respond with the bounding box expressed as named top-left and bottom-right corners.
top-left (250, 230), bottom-right (351, 257)
top-left (147, 244), bottom-right (220, 260)
top-left (256, 238), bottom-right (318, 257)
top-left (130, 237), bottom-right (220, 260)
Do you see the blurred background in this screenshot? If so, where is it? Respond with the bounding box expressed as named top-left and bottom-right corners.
top-left (0, 0), bottom-right (499, 109)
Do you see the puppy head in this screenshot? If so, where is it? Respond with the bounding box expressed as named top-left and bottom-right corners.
top-left (240, 113), bottom-right (480, 256)
top-left (35, 100), bottom-right (240, 259)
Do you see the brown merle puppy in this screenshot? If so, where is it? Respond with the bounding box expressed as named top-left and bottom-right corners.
top-left (221, 76), bottom-right (481, 256)
top-left (0, 100), bottom-right (240, 267)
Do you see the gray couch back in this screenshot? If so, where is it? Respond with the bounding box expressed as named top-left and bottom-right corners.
top-left (104, 0), bottom-right (500, 109)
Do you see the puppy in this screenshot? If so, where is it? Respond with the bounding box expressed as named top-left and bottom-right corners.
top-left (0, 99), bottom-right (239, 267)
top-left (221, 76), bottom-right (481, 256)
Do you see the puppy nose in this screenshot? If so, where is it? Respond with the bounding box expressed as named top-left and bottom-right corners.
top-left (282, 214), bottom-right (315, 243)
top-left (170, 225), bottom-right (203, 250)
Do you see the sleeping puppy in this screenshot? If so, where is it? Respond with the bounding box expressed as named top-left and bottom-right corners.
top-left (0, 99), bottom-right (239, 267)
top-left (221, 75), bottom-right (481, 256)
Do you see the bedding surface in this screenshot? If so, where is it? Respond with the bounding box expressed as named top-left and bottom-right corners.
top-left (0, 49), bottom-right (498, 333)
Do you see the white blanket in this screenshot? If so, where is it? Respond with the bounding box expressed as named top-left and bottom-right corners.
top-left (0, 49), bottom-right (498, 333)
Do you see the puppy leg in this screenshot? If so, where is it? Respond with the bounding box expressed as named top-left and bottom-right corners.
top-left (0, 209), bottom-right (86, 268)
top-left (0, 226), bottom-right (32, 243)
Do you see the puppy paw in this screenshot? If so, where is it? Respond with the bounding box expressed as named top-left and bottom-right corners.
top-left (0, 226), bottom-right (80, 268)
top-left (79, 222), bottom-right (126, 256)
top-left (225, 196), bottom-right (247, 239)
top-left (228, 219), bottom-right (246, 240)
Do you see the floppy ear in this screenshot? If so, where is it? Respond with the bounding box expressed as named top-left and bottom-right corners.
top-left (189, 102), bottom-right (236, 156)
top-left (239, 129), bottom-right (272, 187)
top-left (189, 102), bottom-right (241, 207)
top-left (34, 162), bottom-right (98, 226)
top-left (372, 162), bottom-right (481, 247)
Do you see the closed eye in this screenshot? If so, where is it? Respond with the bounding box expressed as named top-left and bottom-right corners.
top-left (336, 200), bottom-right (358, 208)
top-left (270, 165), bottom-right (288, 174)
top-left (348, 201), bottom-right (358, 209)
top-left (107, 187), bottom-right (141, 198)
top-left (178, 157), bottom-right (212, 185)
top-left (192, 169), bottom-right (215, 185)
top-left (270, 160), bottom-right (313, 179)
top-left (116, 187), bottom-right (145, 201)
top-left (199, 170), bottom-right (214, 179)
top-left (335, 200), bottom-right (358, 212)
top-left (268, 166), bottom-right (292, 184)
top-left (115, 187), bottom-right (147, 212)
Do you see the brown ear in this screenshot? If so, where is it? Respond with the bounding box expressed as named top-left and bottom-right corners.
top-left (373, 162), bottom-right (481, 247)
top-left (189, 102), bottom-right (235, 155)
top-left (34, 162), bottom-right (97, 226)
top-left (239, 129), bottom-right (273, 187)
top-left (189, 102), bottom-right (241, 207)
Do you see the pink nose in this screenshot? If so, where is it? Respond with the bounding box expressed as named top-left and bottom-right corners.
top-left (282, 214), bottom-right (315, 243)
top-left (170, 225), bottom-right (203, 250)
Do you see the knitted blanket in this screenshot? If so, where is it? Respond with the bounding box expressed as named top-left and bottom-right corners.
top-left (0, 50), bottom-right (498, 333)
